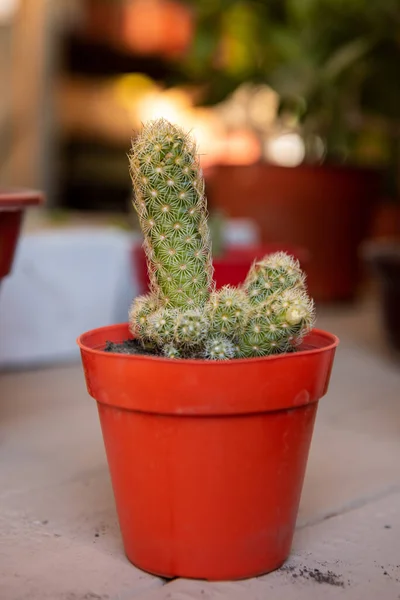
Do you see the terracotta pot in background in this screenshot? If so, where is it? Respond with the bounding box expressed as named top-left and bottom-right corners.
top-left (132, 242), bottom-right (310, 295)
top-left (370, 201), bottom-right (400, 240)
top-left (83, 0), bottom-right (193, 58)
top-left (78, 323), bottom-right (338, 580)
top-left (0, 189), bottom-right (43, 287)
top-left (205, 164), bottom-right (380, 303)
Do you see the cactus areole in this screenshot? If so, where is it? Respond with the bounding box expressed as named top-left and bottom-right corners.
top-left (77, 119), bottom-right (339, 580)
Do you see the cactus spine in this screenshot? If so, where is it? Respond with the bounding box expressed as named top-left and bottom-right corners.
top-left (128, 119), bottom-right (315, 360)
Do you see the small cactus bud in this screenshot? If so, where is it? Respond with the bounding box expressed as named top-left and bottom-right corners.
top-left (147, 307), bottom-right (177, 345)
top-left (204, 336), bottom-right (236, 360)
top-left (129, 294), bottom-right (159, 339)
top-left (174, 309), bottom-right (209, 347)
top-left (238, 286), bottom-right (315, 357)
top-left (244, 252), bottom-right (305, 305)
top-left (208, 285), bottom-right (251, 337)
top-left (162, 343), bottom-right (181, 359)
top-left (237, 312), bottom-right (291, 358)
top-left (269, 288), bottom-right (315, 341)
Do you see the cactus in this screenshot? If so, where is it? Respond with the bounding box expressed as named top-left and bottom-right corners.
top-left (174, 309), bottom-right (209, 347)
top-left (243, 252), bottom-right (305, 305)
top-left (204, 336), bottom-right (236, 360)
top-left (237, 289), bottom-right (315, 358)
top-left (147, 307), bottom-right (176, 345)
top-left (162, 343), bottom-right (181, 359)
top-left (128, 293), bottom-right (159, 340)
top-left (129, 118), bottom-right (213, 309)
top-left (128, 119), bottom-right (315, 360)
top-left (208, 286), bottom-right (251, 337)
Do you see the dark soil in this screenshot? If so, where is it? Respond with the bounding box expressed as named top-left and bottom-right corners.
top-left (104, 339), bottom-right (312, 358)
top-left (104, 339), bottom-right (163, 357)
top-left (282, 564), bottom-right (345, 587)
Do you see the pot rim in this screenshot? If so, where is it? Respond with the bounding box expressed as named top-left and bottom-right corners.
top-left (0, 188), bottom-right (44, 209)
top-left (77, 324), bottom-right (339, 366)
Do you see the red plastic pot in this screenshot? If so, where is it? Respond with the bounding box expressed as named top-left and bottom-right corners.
top-left (78, 323), bottom-right (338, 580)
top-left (0, 189), bottom-right (43, 285)
top-left (205, 163), bottom-right (379, 302)
top-left (132, 243), bottom-right (310, 294)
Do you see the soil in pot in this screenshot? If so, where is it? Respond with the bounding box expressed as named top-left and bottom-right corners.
top-left (105, 338), bottom-right (162, 356)
top-left (104, 338), bottom-right (317, 356)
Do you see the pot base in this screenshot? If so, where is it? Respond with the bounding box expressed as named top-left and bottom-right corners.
top-left (126, 553), bottom-right (287, 581)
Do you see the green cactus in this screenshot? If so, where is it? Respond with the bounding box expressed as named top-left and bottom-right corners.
top-left (244, 252), bottom-right (305, 305)
top-left (128, 119), bottom-right (316, 360)
top-left (129, 118), bottom-right (213, 309)
top-left (147, 307), bottom-right (176, 346)
top-left (236, 313), bottom-right (289, 357)
top-left (128, 293), bottom-right (159, 340)
top-left (208, 286), bottom-right (251, 337)
top-left (237, 288), bottom-right (315, 358)
top-left (270, 288), bottom-right (315, 336)
top-left (162, 343), bottom-right (181, 359)
top-left (174, 309), bottom-right (209, 347)
top-left (204, 336), bottom-right (236, 360)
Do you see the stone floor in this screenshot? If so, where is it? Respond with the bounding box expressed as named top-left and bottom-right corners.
top-left (1, 296), bottom-right (399, 599)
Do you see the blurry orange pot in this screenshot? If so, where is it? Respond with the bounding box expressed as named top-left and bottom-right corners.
top-left (205, 163), bottom-right (379, 302)
top-left (0, 189), bottom-right (43, 286)
top-left (78, 323), bottom-right (338, 580)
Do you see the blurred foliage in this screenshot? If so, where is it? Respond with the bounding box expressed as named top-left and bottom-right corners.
top-left (176, 0), bottom-right (400, 172)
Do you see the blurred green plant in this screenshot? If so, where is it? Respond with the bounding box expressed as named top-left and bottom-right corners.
top-left (178, 0), bottom-right (400, 176)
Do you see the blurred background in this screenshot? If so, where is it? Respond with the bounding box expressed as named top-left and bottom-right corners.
top-left (1, 0), bottom-right (400, 366)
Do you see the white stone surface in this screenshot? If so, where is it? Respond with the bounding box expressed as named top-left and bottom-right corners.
top-left (0, 298), bottom-right (399, 599)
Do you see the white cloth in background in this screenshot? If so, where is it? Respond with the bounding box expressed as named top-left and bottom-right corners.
top-left (223, 218), bottom-right (260, 247)
top-left (0, 228), bottom-right (141, 369)
top-left (0, 219), bottom-right (259, 369)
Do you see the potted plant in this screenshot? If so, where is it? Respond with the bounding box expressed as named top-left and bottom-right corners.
top-left (77, 119), bottom-right (338, 580)
top-left (0, 189), bottom-right (43, 291)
